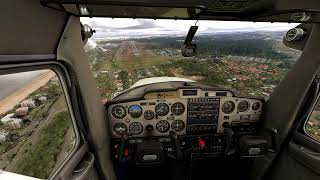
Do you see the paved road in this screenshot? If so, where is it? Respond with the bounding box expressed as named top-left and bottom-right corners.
top-left (115, 41), bottom-right (140, 60)
top-left (131, 41), bottom-right (140, 56)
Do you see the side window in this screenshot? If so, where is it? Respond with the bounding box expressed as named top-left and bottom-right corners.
top-left (0, 69), bottom-right (77, 179)
top-left (305, 99), bottom-right (320, 142)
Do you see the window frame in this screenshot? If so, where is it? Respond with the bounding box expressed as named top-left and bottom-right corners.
top-left (0, 61), bottom-right (82, 179)
top-left (303, 91), bottom-right (320, 143)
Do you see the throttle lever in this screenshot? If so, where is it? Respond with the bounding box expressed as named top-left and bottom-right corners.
top-left (169, 130), bottom-right (182, 160)
top-left (224, 128), bottom-right (236, 155)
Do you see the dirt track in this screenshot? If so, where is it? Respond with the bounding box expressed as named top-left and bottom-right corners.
top-left (0, 71), bottom-right (56, 115)
top-left (171, 68), bottom-right (205, 81)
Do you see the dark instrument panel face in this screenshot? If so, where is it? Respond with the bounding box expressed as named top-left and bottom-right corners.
top-left (187, 98), bottom-right (220, 133)
top-left (108, 89), bottom-right (263, 138)
top-left (109, 88), bottom-right (264, 161)
top-left (182, 89), bottom-right (198, 96)
top-left (108, 98), bottom-right (187, 137)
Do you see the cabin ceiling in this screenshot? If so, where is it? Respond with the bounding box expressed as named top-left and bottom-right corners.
top-left (42, 0), bottom-right (320, 22)
top-left (1, 0), bottom-right (320, 55)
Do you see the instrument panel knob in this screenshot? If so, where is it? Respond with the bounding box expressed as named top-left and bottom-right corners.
top-left (222, 122), bottom-right (230, 128)
top-left (146, 125), bottom-right (154, 132)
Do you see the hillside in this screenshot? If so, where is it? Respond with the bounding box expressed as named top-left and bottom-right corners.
top-left (85, 31), bottom-right (301, 99)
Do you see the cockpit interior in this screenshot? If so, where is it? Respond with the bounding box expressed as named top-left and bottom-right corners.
top-left (2, 1), bottom-right (320, 180)
top-left (106, 79), bottom-right (265, 180)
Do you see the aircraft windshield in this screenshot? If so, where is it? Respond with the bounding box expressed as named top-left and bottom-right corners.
top-left (81, 18), bottom-right (301, 101)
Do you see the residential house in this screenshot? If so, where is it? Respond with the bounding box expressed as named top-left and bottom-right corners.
top-left (1, 113), bottom-right (23, 129)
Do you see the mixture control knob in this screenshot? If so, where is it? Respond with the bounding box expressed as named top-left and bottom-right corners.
top-left (146, 125), bottom-right (154, 136)
top-left (198, 137), bottom-right (206, 150)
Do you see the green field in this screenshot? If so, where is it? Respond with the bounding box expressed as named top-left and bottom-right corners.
top-left (11, 110), bottom-right (72, 179)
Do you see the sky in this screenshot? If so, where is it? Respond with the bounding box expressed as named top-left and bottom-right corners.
top-left (81, 17), bottom-right (298, 40)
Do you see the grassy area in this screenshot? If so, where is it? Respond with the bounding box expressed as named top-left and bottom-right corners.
top-left (27, 98), bottom-right (57, 122)
top-left (0, 142), bottom-right (11, 154)
top-left (119, 70), bottom-right (130, 89)
top-left (306, 124), bottom-right (320, 142)
top-left (116, 57), bottom-right (171, 69)
top-left (115, 49), bottom-right (172, 70)
top-left (11, 110), bottom-right (72, 179)
top-left (96, 72), bottom-right (113, 90)
top-left (306, 111), bottom-right (320, 142)
top-left (100, 59), bottom-right (117, 71)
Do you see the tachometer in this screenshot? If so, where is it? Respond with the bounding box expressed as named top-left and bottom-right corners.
top-left (156, 120), bottom-right (170, 133)
top-left (155, 103), bottom-right (169, 116)
top-left (171, 120), bottom-right (185, 132)
top-left (129, 122), bottom-right (143, 135)
top-left (143, 110), bottom-right (155, 120)
top-left (222, 101), bottom-right (235, 114)
top-left (237, 100), bottom-right (250, 112)
top-left (111, 105), bottom-right (126, 119)
top-left (113, 123), bottom-right (127, 135)
top-left (171, 102), bottom-right (185, 115)
top-left (128, 105), bottom-right (143, 118)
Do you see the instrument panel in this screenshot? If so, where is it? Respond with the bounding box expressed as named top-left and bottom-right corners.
top-left (218, 97), bottom-right (262, 133)
top-left (108, 98), bottom-right (187, 137)
top-left (108, 89), bottom-right (263, 138)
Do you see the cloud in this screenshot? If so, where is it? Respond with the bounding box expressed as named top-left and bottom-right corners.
top-left (114, 19), bottom-right (158, 30)
top-left (80, 17), bottom-right (298, 39)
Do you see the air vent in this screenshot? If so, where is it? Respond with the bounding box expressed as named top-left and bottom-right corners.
top-left (216, 92), bottom-right (228, 96)
top-left (209, 0), bottom-right (256, 11)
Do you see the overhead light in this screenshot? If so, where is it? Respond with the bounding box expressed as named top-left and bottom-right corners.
top-left (195, 8), bottom-right (202, 14)
top-left (81, 24), bottom-right (95, 44)
top-left (83, 24), bottom-right (95, 38)
top-left (291, 12), bottom-right (311, 22)
top-left (79, 5), bottom-right (89, 15)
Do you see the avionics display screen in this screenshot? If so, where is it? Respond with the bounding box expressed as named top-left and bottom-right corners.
top-left (183, 90), bottom-right (197, 96)
top-left (187, 98), bottom-right (219, 124)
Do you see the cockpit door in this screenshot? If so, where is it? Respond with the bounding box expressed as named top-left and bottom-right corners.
top-left (249, 24), bottom-right (320, 180)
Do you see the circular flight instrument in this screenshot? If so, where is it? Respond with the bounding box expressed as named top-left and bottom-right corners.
top-left (155, 103), bottom-right (170, 116)
top-left (128, 105), bottom-right (143, 118)
top-left (237, 100), bottom-right (250, 112)
top-left (171, 102), bottom-right (185, 115)
top-left (111, 105), bottom-right (126, 119)
top-left (143, 110), bottom-right (155, 120)
top-left (129, 122), bottom-right (143, 135)
top-left (171, 120), bottom-right (185, 132)
top-left (113, 123), bottom-right (127, 135)
top-left (222, 101), bottom-right (236, 114)
top-left (156, 120), bottom-right (170, 133)
top-left (252, 102), bottom-right (260, 111)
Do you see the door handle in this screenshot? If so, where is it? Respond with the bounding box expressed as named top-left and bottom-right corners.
top-left (288, 141), bottom-right (320, 174)
top-left (56, 143), bottom-right (98, 180)
top-left (73, 152), bottom-right (94, 174)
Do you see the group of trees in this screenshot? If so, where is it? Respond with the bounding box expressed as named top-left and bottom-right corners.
top-left (195, 37), bottom-right (289, 60)
top-left (132, 32), bottom-right (293, 61)
top-left (119, 70), bottom-right (130, 89)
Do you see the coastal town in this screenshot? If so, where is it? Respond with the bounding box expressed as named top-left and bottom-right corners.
top-left (0, 71), bottom-right (74, 179)
top-left (85, 32), bottom-right (319, 142)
